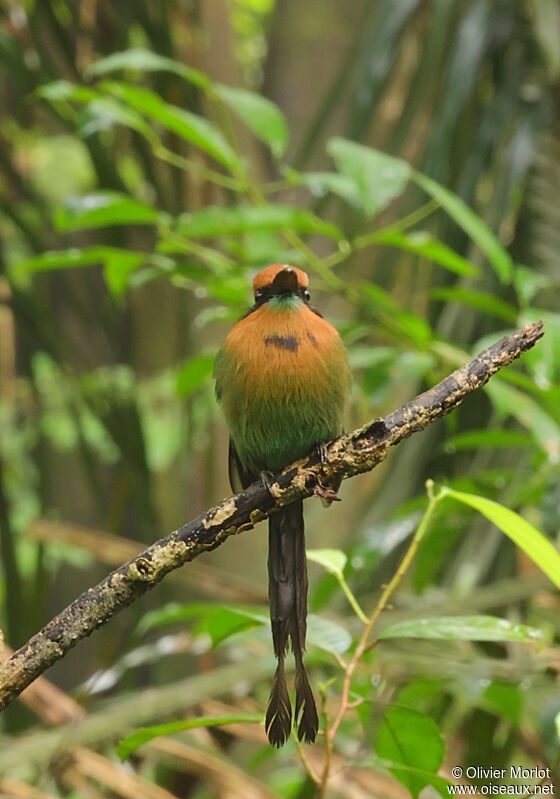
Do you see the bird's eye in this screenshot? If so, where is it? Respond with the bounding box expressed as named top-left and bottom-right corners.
top-left (303, 289), bottom-right (311, 302)
top-left (255, 289), bottom-right (263, 302)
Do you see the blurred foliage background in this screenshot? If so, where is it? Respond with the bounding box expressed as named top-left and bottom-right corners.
top-left (1, 0), bottom-right (560, 797)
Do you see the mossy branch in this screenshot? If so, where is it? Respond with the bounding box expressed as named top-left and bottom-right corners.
top-left (0, 321), bottom-right (544, 712)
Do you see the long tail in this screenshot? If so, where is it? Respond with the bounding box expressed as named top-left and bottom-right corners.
top-left (265, 501), bottom-right (318, 747)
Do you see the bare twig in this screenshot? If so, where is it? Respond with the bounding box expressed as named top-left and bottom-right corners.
top-left (0, 321), bottom-right (544, 713)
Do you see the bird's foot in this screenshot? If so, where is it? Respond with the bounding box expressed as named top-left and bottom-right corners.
top-left (316, 442), bottom-right (329, 465)
top-left (259, 470), bottom-right (276, 498)
top-left (314, 443), bottom-right (340, 505)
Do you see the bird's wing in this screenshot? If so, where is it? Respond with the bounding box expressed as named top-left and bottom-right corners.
top-left (228, 439), bottom-right (253, 493)
top-left (213, 347), bottom-right (223, 401)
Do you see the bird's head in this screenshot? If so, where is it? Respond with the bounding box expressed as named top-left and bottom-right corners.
top-left (252, 264), bottom-right (310, 308)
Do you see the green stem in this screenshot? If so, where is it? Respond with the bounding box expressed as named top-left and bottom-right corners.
top-left (338, 575), bottom-right (368, 624)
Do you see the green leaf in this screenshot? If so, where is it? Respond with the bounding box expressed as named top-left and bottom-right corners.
top-left (87, 48), bottom-right (210, 90)
top-left (327, 138), bottom-right (410, 217)
top-left (485, 380), bottom-right (560, 460)
top-left (101, 82), bottom-right (241, 172)
top-left (103, 252), bottom-right (149, 297)
top-left (361, 283), bottom-right (432, 342)
top-left (116, 713), bottom-right (262, 760)
top-left (36, 80), bottom-right (97, 103)
top-left (444, 429), bottom-right (533, 453)
top-left (440, 487), bottom-right (560, 590)
top-left (10, 246), bottom-right (146, 283)
top-left (307, 548), bottom-right (347, 577)
top-left (79, 97), bottom-right (156, 139)
top-left (374, 706), bottom-right (445, 798)
top-left (373, 230), bottom-right (480, 277)
top-left (300, 171), bottom-right (363, 208)
top-left (175, 354), bottom-right (215, 397)
top-left (215, 84), bottom-right (288, 158)
top-left (306, 614), bottom-right (352, 654)
top-left (205, 607), bottom-right (268, 648)
top-left (378, 615), bottom-right (542, 643)
top-left (54, 192), bottom-right (162, 231)
top-left (136, 602), bottom-right (211, 636)
top-left (429, 287), bottom-right (517, 323)
top-left (411, 170), bottom-right (513, 282)
top-left (362, 756), bottom-right (450, 799)
top-left (176, 205), bottom-right (343, 240)
top-left (482, 681), bottom-right (522, 725)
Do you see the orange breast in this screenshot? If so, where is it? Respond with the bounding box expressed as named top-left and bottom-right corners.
top-left (224, 303), bottom-right (345, 399)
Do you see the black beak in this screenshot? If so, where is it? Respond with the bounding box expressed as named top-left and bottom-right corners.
top-left (271, 267), bottom-right (298, 295)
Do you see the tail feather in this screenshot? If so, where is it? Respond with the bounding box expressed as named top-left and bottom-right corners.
top-left (294, 652), bottom-right (319, 743)
top-left (267, 501), bottom-right (318, 746)
top-left (265, 658), bottom-right (292, 747)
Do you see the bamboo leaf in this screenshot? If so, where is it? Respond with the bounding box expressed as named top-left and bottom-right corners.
top-left (412, 170), bottom-right (513, 281)
top-left (116, 713), bottom-right (263, 760)
top-left (429, 287), bottom-right (517, 322)
top-left (440, 488), bottom-right (560, 590)
top-left (378, 615), bottom-right (542, 643)
top-left (373, 230), bottom-right (480, 277)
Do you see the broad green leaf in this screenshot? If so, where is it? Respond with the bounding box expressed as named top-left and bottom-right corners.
top-left (429, 287), bottom-right (517, 322)
top-left (138, 602), bottom-right (351, 653)
top-left (87, 48), bottom-right (210, 90)
top-left (205, 607), bottom-right (268, 648)
top-left (175, 354), bottom-right (215, 397)
top-left (79, 97), bottom-right (156, 139)
top-left (482, 681), bottom-right (522, 725)
top-left (101, 82), bottom-right (241, 172)
top-left (10, 247), bottom-right (146, 283)
top-left (300, 171), bottom-right (363, 208)
top-left (485, 380), bottom-right (560, 460)
top-left (307, 548), bottom-right (347, 577)
top-left (412, 170), bottom-right (513, 281)
top-left (54, 192), bottom-right (162, 231)
top-left (440, 487), bottom-right (560, 589)
top-left (373, 230), bottom-right (479, 277)
top-left (328, 138), bottom-right (410, 217)
top-left (378, 615), bottom-right (542, 643)
top-left (374, 706), bottom-right (445, 798)
top-left (444, 429), bottom-right (533, 452)
top-left (103, 252), bottom-right (149, 296)
top-left (176, 204), bottom-right (343, 240)
top-left (136, 602), bottom-right (212, 636)
top-left (116, 713), bottom-right (262, 760)
top-left (306, 614), bottom-right (352, 654)
top-left (215, 84), bottom-right (288, 158)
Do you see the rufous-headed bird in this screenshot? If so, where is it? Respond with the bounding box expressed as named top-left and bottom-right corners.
top-left (214, 264), bottom-right (350, 747)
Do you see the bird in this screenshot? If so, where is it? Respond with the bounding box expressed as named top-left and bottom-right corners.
top-left (214, 263), bottom-right (350, 747)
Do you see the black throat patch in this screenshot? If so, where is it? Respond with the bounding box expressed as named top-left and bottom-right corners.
top-left (264, 334), bottom-right (299, 352)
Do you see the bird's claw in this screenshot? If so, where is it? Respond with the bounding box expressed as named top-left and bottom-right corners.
top-left (260, 470), bottom-right (276, 498)
top-left (317, 442), bottom-right (329, 465)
